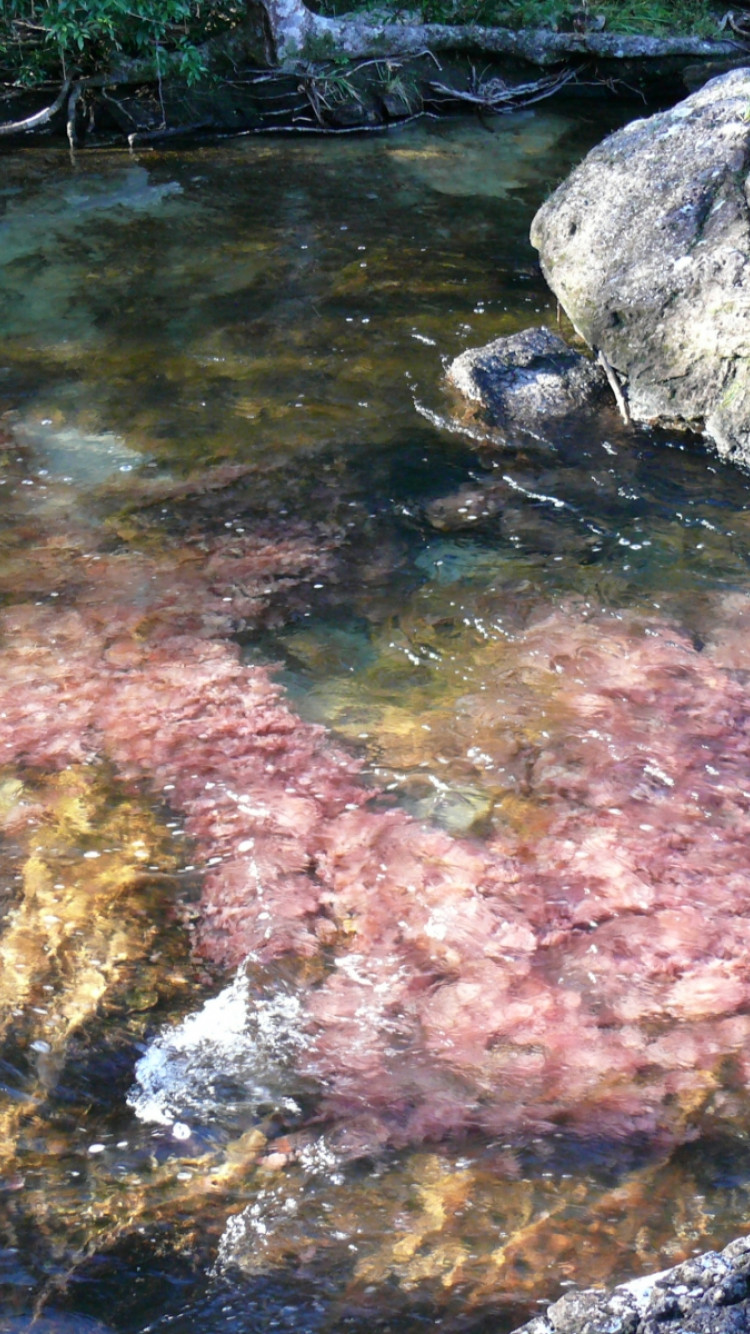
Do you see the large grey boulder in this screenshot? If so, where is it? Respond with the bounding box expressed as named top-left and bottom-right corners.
top-left (530, 68), bottom-right (750, 467)
top-left (511, 1236), bottom-right (750, 1334)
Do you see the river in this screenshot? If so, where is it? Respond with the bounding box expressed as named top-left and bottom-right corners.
top-left (2, 100), bottom-right (750, 1334)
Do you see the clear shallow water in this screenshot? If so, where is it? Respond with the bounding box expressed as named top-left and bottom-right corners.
top-left (2, 103), bottom-right (750, 1333)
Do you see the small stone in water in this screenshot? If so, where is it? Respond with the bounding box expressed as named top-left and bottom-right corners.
top-left (261, 1152), bottom-right (290, 1170)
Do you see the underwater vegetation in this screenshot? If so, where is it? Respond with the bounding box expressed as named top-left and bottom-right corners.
top-left (2, 417), bottom-right (750, 1157)
top-left (2, 413), bottom-right (750, 1320)
top-left (288, 599), bottom-right (750, 1147)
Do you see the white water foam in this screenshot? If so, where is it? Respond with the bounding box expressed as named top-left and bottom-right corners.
top-left (127, 964), bottom-right (306, 1133)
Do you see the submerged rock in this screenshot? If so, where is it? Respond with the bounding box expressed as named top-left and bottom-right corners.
top-left (447, 326), bottom-right (607, 442)
top-left (511, 1235), bottom-right (750, 1334)
top-left (530, 68), bottom-right (750, 467)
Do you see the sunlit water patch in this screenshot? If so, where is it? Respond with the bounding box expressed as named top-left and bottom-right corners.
top-left (2, 102), bottom-right (750, 1333)
top-left (384, 112), bottom-right (575, 198)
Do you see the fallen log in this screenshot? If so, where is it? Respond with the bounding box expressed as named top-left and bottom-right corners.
top-left (426, 65), bottom-right (577, 111)
top-left (257, 0), bottom-right (747, 65)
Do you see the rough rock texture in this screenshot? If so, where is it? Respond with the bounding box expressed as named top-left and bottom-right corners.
top-left (512, 1236), bottom-right (750, 1334)
top-left (530, 68), bottom-right (750, 466)
top-left (447, 327), bottom-right (607, 441)
top-left (260, 0), bottom-right (742, 66)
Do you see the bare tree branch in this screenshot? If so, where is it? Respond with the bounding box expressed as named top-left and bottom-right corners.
top-left (0, 79), bottom-right (71, 136)
top-left (427, 66), bottom-right (577, 111)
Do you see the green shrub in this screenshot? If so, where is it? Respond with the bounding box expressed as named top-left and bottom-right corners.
top-left (0, 0), bottom-right (724, 87)
top-left (0, 0), bottom-right (243, 87)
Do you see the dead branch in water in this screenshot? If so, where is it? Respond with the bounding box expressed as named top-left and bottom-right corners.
top-left (427, 65), bottom-right (577, 111)
top-left (0, 2), bottom-right (745, 149)
top-left (66, 81), bottom-right (82, 151)
top-left (0, 79), bottom-right (71, 135)
top-left (597, 347), bottom-right (631, 425)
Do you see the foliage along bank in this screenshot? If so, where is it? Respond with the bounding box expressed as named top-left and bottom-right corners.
top-left (0, 0), bottom-right (748, 144)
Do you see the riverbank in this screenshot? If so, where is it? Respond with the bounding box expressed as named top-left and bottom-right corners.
top-left (1, 17), bottom-right (748, 146)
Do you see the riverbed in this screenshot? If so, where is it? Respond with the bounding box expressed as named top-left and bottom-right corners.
top-left (2, 101), bottom-right (750, 1334)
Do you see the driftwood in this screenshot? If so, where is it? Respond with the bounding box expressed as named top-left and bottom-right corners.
top-left (238, 110), bottom-right (430, 133)
top-left (0, 52), bottom-right (584, 143)
top-left (427, 65), bottom-right (577, 111)
top-left (719, 8), bottom-right (750, 36)
top-left (0, 55), bottom-right (161, 143)
top-left (0, 78), bottom-right (71, 136)
top-left (66, 81), bottom-right (83, 150)
top-left (127, 119), bottom-right (218, 147)
top-left (596, 347), bottom-right (631, 424)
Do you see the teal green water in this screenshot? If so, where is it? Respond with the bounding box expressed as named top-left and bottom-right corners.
top-left (0, 111), bottom-right (606, 471)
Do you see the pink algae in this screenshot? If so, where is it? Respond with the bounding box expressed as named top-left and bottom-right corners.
top-left (0, 523), bottom-right (369, 965)
top-left (1, 509), bottom-right (750, 1149)
top-left (288, 605), bottom-right (750, 1145)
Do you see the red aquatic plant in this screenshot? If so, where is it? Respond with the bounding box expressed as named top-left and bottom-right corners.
top-left (2, 491), bottom-right (750, 1150)
top-left (292, 605), bottom-right (750, 1145)
top-left (0, 516), bottom-right (368, 964)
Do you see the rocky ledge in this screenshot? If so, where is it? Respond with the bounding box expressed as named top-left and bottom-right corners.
top-left (530, 67), bottom-right (750, 469)
top-left (511, 1237), bottom-right (750, 1334)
